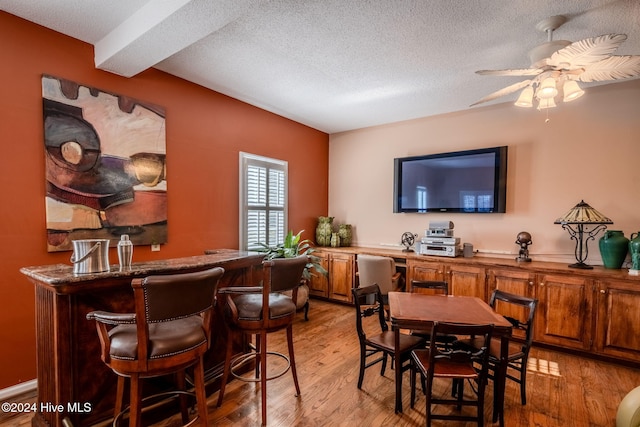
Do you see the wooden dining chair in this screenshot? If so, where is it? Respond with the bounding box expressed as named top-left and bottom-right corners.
top-left (455, 289), bottom-right (538, 404)
top-left (409, 279), bottom-right (449, 294)
top-left (410, 322), bottom-right (494, 427)
top-left (86, 267), bottom-right (225, 427)
top-left (409, 280), bottom-right (458, 349)
top-left (352, 284), bottom-right (425, 389)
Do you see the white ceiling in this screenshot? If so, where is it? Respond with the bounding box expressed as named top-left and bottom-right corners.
top-left (2, 0), bottom-right (639, 133)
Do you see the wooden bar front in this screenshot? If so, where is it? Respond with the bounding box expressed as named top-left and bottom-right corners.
top-left (20, 250), bottom-right (264, 427)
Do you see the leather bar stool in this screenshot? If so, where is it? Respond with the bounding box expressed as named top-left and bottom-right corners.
top-left (216, 255), bottom-right (307, 426)
top-left (86, 267), bottom-right (224, 427)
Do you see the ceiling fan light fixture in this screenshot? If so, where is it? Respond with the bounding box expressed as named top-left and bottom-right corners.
top-left (514, 86), bottom-right (534, 107)
top-left (537, 97), bottom-right (556, 110)
top-left (537, 77), bottom-right (558, 99)
top-left (563, 80), bottom-right (585, 102)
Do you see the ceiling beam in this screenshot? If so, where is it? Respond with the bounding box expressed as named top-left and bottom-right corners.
top-left (94, 0), bottom-right (257, 77)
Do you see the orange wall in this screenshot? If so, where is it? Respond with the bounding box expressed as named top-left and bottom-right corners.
top-left (0, 12), bottom-right (329, 388)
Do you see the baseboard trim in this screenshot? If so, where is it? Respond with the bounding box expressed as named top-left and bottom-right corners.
top-left (0, 379), bottom-right (37, 400)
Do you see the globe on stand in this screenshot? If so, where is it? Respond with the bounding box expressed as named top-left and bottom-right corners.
top-left (401, 232), bottom-right (417, 252)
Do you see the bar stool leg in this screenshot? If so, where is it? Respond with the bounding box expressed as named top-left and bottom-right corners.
top-left (260, 330), bottom-right (268, 426)
top-left (194, 357), bottom-right (210, 427)
top-left (287, 324), bottom-right (301, 396)
top-left (175, 370), bottom-right (190, 424)
top-left (114, 376), bottom-right (126, 421)
top-left (129, 374), bottom-right (142, 427)
top-left (217, 329), bottom-right (234, 407)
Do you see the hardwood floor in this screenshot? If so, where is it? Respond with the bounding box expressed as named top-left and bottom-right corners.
top-left (2, 298), bottom-right (639, 426)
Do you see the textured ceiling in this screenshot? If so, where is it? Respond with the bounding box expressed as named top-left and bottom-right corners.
top-left (2, 0), bottom-right (639, 133)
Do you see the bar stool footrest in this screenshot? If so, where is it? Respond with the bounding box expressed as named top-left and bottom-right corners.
top-left (112, 390), bottom-right (198, 427)
top-left (230, 350), bottom-right (291, 383)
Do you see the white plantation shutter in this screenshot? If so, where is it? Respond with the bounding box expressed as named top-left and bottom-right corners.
top-left (240, 153), bottom-right (287, 251)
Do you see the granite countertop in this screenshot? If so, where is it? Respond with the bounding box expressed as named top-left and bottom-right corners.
top-left (20, 249), bottom-right (264, 285)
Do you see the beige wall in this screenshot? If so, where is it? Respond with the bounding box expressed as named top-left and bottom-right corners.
top-left (328, 79), bottom-right (640, 265)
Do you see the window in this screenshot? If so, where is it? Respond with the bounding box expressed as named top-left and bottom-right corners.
top-left (239, 152), bottom-right (288, 250)
top-left (461, 191), bottom-right (493, 213)
top-left (416, 186), bottom-right (427, 212)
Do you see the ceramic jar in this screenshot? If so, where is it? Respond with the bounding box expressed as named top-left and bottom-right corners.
top-left (599, 230), bottom-right (629, 269)
top-left (316, 216), bottom-right (334, 246)
top-left (330, 232), bottom-right (341, 248)
top-left (338, 224), bottom-right (352, 246)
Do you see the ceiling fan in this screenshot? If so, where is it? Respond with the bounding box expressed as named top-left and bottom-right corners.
top-left (471, 15), bottom-right (640, 109)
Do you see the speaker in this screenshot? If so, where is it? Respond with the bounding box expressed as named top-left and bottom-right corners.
top-left (428, 221), bottom-right (454, 230)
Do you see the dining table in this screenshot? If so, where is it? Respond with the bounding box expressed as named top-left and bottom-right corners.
top-left (388, 291), bottom-right (513, 427)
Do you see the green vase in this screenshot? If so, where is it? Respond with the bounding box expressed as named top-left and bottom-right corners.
top-left (630, 232), bottom-right (640, 270)
top-left (330, 232), bottom-right (341, 248)
top-left (599, 230), bottom-right (629, 269)
top-left (315, 216), bottom-right (334, 247)
top-left (338, 224), bottom-right (352, 246)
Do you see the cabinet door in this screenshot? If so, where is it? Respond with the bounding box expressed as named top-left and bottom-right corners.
top-left (487, 268), bottom-right (536, 340)
top-left (328, 253), bottom-right (354, 303)
top-left (307, 251), bottom-right (329, 298)
top-left (446, 264), bottom-right (486, 299)
top-left (407, 260), bottom-right (445, 289)
top-left (488, 268), bottom-right (536, 299)
top-left (595, 280), bottom-right (640, 362)
top-left (535, 273), bottom-right (594, 350)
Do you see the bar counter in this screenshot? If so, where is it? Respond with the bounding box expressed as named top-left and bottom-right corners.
top-left (21, 249), bottom-right (264, 427)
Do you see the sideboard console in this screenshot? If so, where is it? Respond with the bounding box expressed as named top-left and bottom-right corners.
top-left (20, 250), bottom-right (264, 427)
top-left (311, 246), bottom-right (640, 365)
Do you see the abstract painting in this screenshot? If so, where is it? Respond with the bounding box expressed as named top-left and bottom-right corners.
top-left (42, 75), bottom-right (167, 252)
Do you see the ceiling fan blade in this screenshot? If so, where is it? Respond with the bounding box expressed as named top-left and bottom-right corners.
top-left (470, 80), bottom-right (533, 107)
top-left (576, 55), bottom-right (640, 82)
top-left (547, 34), bottom-right (627, 69)
top-left (476, 69), bottom-right (542, 76)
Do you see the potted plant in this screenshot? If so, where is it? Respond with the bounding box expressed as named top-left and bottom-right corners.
top-left (256, 230), bottom-right (328, 320)
top-left (256, 230), bottom-right (327, 279)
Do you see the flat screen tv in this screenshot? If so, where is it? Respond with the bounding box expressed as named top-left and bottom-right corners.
top-left (393, 146), bottom-right (508, 213)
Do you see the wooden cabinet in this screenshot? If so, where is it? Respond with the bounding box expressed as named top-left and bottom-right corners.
top-left (489, 268), bottom-right (594, 351)
top-left (487, 268), bottom-right (536, 341)
top-left (594, 279), bottom-right (640, 361)
top-left (308, 251), bottom-right (329, 298)
top-left (446, 264), bottom-right (486, 299)
top-left (309, 250), bottom-right (354, 303)
top-left (535, 273), bottom-right (594, 351)
top-left (407, 259), bottom-right (446, 284)
top-left (313, 246), bottom-right (640, 364)
top-left (407, 259), bottom-right (485, 298)
top-left (328, 253), bottom-right (354, 302)
top-left (488, 267), bottom-right (536, 298)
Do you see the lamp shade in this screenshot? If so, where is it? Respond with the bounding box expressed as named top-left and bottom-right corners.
top-left (537, 77), bottom-right (558, 99)
top-left (563, 80), bottom-right (585, 102)
top-left (514, 86), bottom-right (534, 107)
top-left (554, 200), bottom-right (612, 225)
top-left (537, 97), bottom-right (556, 110)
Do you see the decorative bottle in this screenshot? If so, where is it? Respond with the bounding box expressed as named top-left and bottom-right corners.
top-left (598, 230), bottom-right (628, 269)
top-left (117, 234), bottom-right (133, 269)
